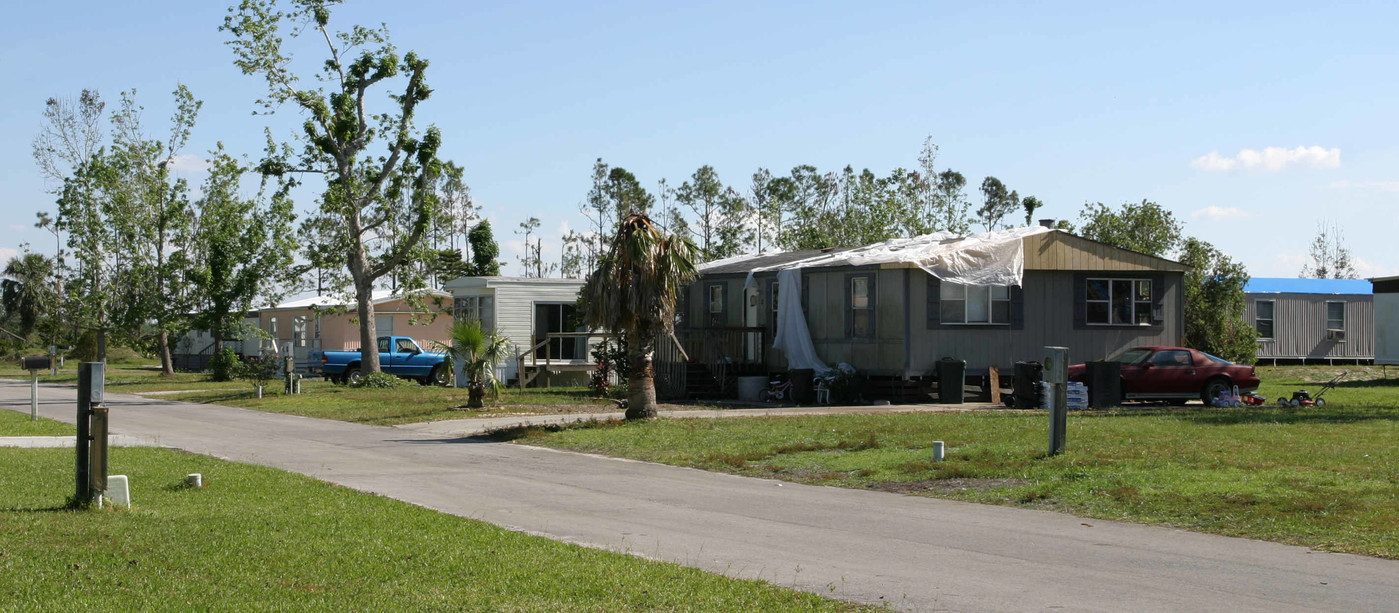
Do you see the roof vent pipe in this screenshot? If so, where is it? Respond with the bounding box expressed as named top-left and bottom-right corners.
top-left (1038, 219), bottom-right (1055, 228)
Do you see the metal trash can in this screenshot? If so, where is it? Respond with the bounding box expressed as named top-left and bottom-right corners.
top-left (1084, 361), bottom-right (1122, 408)
top-left (789, 369), bottom-right (815, 404)
top-left (937, 357), bottom-right (966, 404)
top-left (1013, 361), bottom-right (1044, 408)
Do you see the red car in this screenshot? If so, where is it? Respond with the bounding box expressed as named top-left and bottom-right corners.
top-left (1068, 346), bottom-right (1260, 404)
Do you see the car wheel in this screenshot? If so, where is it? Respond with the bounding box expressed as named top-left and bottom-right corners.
top-left (1201, 378), bottom-right (1231, 404)
top-left (429, 365), bottom-right (450, 386)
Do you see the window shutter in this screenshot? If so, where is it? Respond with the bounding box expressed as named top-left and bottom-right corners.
top-left (844, 276), bottom-right (853, 338)
top-left (926, 275), bottom-right (942, 329)
top-left (1011, 284), bottom-right (1025, 330)
top-left (1073, 274), bottom-right (1088, 330)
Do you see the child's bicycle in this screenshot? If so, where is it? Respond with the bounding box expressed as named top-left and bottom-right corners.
top-left (764, 378), bottom-right (794, 402)
top-left (1278, 372), bottom-right (1346, 407)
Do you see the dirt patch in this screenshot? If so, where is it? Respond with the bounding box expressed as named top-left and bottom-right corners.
top-left (871, 477), bottom-right (1031, 495)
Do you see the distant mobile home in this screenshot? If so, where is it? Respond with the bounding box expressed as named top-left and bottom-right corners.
top-left (257, 289), bottom-right (454, 371)
top-left (1244, 278), bottom-right (1373, 364)
top-left (1370, 275), bottom-right (1399, 366)
top-left (443, 276), bottom-right (588, 386)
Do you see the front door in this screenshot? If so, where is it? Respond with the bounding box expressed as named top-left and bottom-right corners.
top-left (535, 303), bottom-right (581, 360)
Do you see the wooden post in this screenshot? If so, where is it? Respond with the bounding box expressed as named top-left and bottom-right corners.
top-left (987, 366), bottom-right (1001, 404)
top-left (75, 362), bottom-right (104, 503)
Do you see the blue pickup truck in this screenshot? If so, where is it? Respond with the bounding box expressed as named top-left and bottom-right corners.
top-left (313, 336), bottom-right (450, 386)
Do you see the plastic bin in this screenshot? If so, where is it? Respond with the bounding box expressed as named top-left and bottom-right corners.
top-left (789, 369), bottom-right (815, 404)
top-left (1013, 361), bottom-right (1044, 408)
top-left (937, 358), bottom-right (966, 404)
top-left (1084, 361), bottom-right (1122, 408)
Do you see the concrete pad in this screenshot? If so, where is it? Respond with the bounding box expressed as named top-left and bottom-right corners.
top-left (0, 434), bottom-right (163, 448)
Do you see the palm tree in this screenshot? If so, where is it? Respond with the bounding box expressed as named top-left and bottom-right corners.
top-left (582, 213), bottom-right (697, 420)
top-left (441, 320), bottom-right (510, 409)
top-left (2, 252), bottom-right (58, 337)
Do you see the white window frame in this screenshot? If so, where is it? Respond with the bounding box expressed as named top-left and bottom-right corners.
top-left (709, 285), bottom-right (724, 314)
top-left (1325, 301), bottom-right (1345, 332)
top-left (1086, 278), bottom-right (1153, 326)
top-left (453, 295), bottom-right (496, 331)
top-left (1255, 300), bottom-right (1274, 340)
top-left (293, 315), bottom-right (308, 347)
top-left (940, 284), bottom-right (1011, 325)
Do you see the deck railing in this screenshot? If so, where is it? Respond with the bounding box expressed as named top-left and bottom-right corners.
top-left (516, 331), bottom-right (616, 387)
top-left (655, 327), bottom-right (766, 398)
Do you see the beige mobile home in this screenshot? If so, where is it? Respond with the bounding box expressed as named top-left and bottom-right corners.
top-left (257, 290), bottom-right (454, 371)
top-left (674, 227), bottom-right (1188, 397)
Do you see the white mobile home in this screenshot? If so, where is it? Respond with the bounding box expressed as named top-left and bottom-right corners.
top-left (1371, 276), bottom-right (1399, 366)
top-left (443, 276), bottom-right (590, 386)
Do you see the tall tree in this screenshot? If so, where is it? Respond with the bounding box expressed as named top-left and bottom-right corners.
top-left (1179, 238), bottom-right (1256, 363)
top-left (187, 149), bottom-right (297, 356)
top-left (934, 170), bottom-right (972, 235)
top-left (560, 230), bottom-right (587, 278)
top-left (1301, 220), bottom-right (1358, 279)
top-left (675, 165), bottom-right (725, 259)
top-left (1076, 200), bottom-right (1183, 257)
top-left (749, 168), bottom-right (774, 253)
top-left (224, 0), bottom-right (448, 375)
top-left (977, 176), bottom-right (1019, 230)
top-left (467, 220), bottom-right (501, 276)
top-left (517, 217), bottom-right (541, 277)
top-left (581, 214), bottom-right (697, 420)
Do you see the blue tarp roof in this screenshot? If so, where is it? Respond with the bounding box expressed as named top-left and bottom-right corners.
top-left (1245, 277), bottom-right (1373, 295)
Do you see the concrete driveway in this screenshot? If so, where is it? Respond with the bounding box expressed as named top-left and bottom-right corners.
top-left (3, 379), bottom-right (1395, 612)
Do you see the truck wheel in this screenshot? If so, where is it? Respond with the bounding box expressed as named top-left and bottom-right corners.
top-left (345, 364), bottom-right (363, 386)
top-left (428, 365), bottom-right (449, 386)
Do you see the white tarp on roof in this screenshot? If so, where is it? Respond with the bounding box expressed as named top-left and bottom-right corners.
top-left (744, 226), bottom-right (1053, 288)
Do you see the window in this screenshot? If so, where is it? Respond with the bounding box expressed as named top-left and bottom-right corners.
top-left (1086, 278), bottom-right (1153, 325)
top-left (848, 274), bottom-right (875, 338)
top-left (769, 281), bottom-right (780, 322)
top-left (939, 284), bottom-right (1011, 325)
top-left (1255, 300), bottom-right (1274, 339)
top-left (1150, 349), bottom-right (1193, 367)
top-left (395, 338), bottom-right (418, 353)
top-left (376, 315), bottom-right (394, 336)
top-left (453, 295), bottom-right (496, 331)
top-left (709, 285), bottom-right (724, 314)
top-left (1326, 301), bottom-right (1345, 331)
top-left (293, 316), bottom-right (308, 347)
top-left (705, 283), bottom-right (726, 327)
top-left (269, 316), bottom-right (279, 339)
top-left (377, 338), bottom-right (391, 354)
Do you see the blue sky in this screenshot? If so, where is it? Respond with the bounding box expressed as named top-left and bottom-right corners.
top-left (3, 1), bottom-right (1396, 279)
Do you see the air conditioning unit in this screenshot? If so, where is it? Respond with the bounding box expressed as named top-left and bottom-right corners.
top-left (1325, 329), bottom-right (1346, 341)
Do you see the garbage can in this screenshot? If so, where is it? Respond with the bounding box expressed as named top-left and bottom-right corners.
top-left (1013, 361), bottom-right (1044, 408)
top-left (736, 376), bottom-right (768, 402)
top-left (1084, 361), bottom-right (1122, 408)
top-left (936, 357), bottom-right (966, 404)
top-left (789, 368), bottom-right (815, 404)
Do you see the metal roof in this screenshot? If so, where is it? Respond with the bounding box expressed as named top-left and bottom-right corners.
top-left (1244, 277), bottom-right (1372, 295)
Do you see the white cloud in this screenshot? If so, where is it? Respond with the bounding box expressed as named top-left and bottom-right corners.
top-left (1190, 206), bottom-right (1249, 220)
top-left (166, 154), bottom-right (210, 173)
top-left (1352, 257), bottom-right (1397, 279)
top-left (1191, 146), bottom-right (1340, 173)
top-left (1330, 179), bottom-right (1399, 193)
top-left (8, 224), bottom-right (28, 232)
top-left (0, 247), bottom-right (18, 265)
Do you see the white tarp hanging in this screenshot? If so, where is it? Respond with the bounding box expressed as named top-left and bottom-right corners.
top-left (771, 268), bottom-right (830, 375)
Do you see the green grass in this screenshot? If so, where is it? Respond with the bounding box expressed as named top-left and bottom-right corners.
top-left (164, 381), bottom-right (620, 426)
top-left (0, 410), bottom-right (71, 436)
top-left (0, 362), bottom-right (246, 394)
top-left (0, 446), bottom-right (868, 612)
top-left (503, 366), bottom-right (1399, 559)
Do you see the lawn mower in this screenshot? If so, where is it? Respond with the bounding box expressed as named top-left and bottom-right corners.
top-left (1278, 372), bottom-right (1346, 407)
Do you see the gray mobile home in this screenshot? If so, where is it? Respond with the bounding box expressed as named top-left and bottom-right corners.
top-left (1368, 276), bottom-right (1398, 366)
top-left (1244, 278), bottom-right (1373, 364)
top-left (674, 229), bottom-right (1188, 394)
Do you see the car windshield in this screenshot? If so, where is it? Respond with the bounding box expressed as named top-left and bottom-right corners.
top-left (1202, 352), bottom-right (1233, 365)
top-left (1106, 348), bottom-right (1152, 365)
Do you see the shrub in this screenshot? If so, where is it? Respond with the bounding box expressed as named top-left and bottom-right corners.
top-left (209, 347), bottom-right (241, 382)
top-left (351, 372), bottom-right (403, 389)
top-left (235, 353), bottom-right (282, 393)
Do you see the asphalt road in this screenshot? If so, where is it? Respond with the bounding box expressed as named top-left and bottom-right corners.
top-left (4, 380), bottom-right (1395, 612)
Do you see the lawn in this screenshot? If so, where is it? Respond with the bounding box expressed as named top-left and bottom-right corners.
top-left (503, 365), bottom-right (1399, 559)
top-left (0, 361), bottom-right (245, 394)
top-left (0, 446), bottom-right (868, 612)
top-left (0, 410), bottom-right (70, 436)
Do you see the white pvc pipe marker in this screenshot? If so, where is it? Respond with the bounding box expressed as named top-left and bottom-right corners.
top-left (105, 475), bottom-right (130, 508)
top-left (186, 473), bottom-right (203, 488)
top-left (933, 441), bottom-right (945, 462)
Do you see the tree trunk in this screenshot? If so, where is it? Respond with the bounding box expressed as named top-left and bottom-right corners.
top-left (96, 329), bottom-right (107, 363)
top-left (624, 348), bottom-right (658, 420)
top-left (355, 280), bottom-right (380, 373)
top-left (158, 329), bottom-right (175, 377)
top-left (467, 381), bottom-right (485, 409)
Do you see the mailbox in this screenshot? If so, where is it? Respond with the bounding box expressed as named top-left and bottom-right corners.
top-left (20, 356), bottom-right (52, 371)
